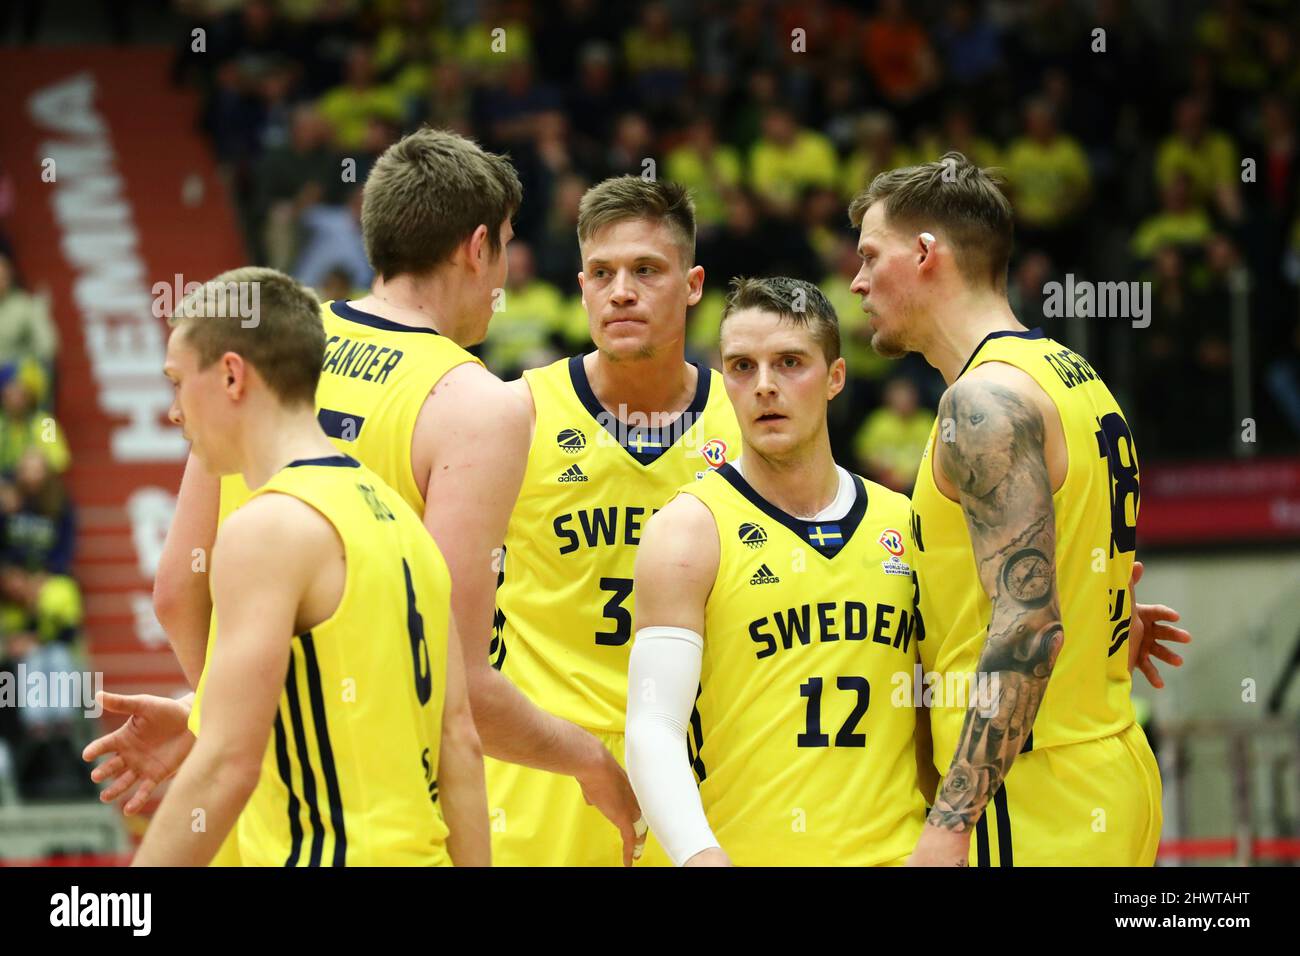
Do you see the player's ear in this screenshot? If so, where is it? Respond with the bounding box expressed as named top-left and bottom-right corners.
top-left (465, 223), bottom-right (490, 272)
top-left (917, 231), bottom-right (937, 271)
top-left (827, 356), bottom-right (846, 401)
top-left (686, 264), bottom-right (705, 306)
top-left (220, 351), bottom-right (246, 396)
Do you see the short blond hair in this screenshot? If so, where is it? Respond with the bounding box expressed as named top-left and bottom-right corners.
top-left (362, 127), bottom-right (522, 279)
top-left (576, 176), bottom-right (696, 266)
top-left (849, 151), bottom-right (1014, 291)
top-left (721, 276), bottom-right (840, 364)
top-left (169, 267), bottom-right (323, 407)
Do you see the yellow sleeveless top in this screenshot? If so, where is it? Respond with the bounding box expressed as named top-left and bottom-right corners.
top-left (494, 355), bottom-right (742, 733)
top-left (678, 464), bottom-right (926, 865)
top-left (190, 301), bottom-right (476, 864)
top-left (194, 300), bottom-right (478, 733)
top-left (910, 329), bottom-right (1140, 768)
top-left (207, 454), bottom-right (453, 866)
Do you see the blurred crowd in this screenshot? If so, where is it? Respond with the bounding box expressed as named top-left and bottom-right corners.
top-left (0, 245), bottom-right (88, 803)
top-left (158, 0), bottom-right (1300, 468)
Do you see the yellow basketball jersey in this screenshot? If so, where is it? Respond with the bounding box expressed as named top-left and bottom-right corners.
top-left (208, 454), bottom-right (453, 866)
top-left (911, 328), bottom-right (1141, 769)
top-left (494, 355), bottom-right (742, 733)
top-left (678, 464), bottom-right (926, 866)
top-left (190, 300), bottom-right (479, 737)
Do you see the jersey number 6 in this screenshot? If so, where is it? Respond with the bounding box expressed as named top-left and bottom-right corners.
top-left (403, 558), bottom-right (433, 704)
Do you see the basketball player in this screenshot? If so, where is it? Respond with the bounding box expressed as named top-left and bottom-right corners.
top-left (849, 152), bottom-right (1168, 866)
top-left (487, 177), bottom-right (742, 865)
top-left (626, 277), bottom-right (931, 866)
top-left (134, 269), bottom-right (485, 866)
top-left (88, 130), bottom-right (642, 863)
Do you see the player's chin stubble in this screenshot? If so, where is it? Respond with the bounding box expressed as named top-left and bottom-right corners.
top-left (871, 328), bottom-right (909, 360)
top-left (600, 342), bottom-right (657, 362)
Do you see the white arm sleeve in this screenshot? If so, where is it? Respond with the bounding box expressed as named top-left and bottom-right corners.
top-left (625, 625), bottom-right (720, 866)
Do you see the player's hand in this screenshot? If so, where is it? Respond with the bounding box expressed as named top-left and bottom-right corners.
top-left (82, 692), bottom-right (196, 815)
top-left (683, 847), bottom-right (732, 867)
top-left (907, 823), bottom-right (971, 867)
top-left (1127, 561), bottom-right (1192, 689)
top-left (575, 742), bottom-right (645, 867)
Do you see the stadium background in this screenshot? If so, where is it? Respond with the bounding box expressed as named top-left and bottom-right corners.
top-left (0, 0), bottom-right (1297, 866)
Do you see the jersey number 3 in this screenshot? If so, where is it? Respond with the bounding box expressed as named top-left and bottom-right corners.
top-left (595, 577), bottom-right (634, 646)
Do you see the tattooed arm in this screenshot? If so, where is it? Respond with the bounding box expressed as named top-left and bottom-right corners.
top-left (909, 366), bottom-right (1063, 866)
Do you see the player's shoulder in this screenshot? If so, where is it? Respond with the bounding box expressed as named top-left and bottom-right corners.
top-left (215, 490), bottom-right (339, 569)
top-left (422, 359), bottom-right (530, 435)
top-left (652, 487), bottom-right (719, 538)
top-left (956, 356), bottom-right (1040, 392)
top-left (638, 491), bottom-right (721, 586)
top-left (642, 490), bottom-right (721, 570)
top-left (943, 360), bottom-right (1052, 424)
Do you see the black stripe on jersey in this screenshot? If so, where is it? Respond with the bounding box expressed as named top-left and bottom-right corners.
top-left (273, 710), bottom-right (304, 867)
top-left (687, 684), bottom-right (707, 783)
top-left (330, 300), bottom-right (440, 335)
top-left (975, 815), bottom-right (990, 867)
top-left (567, 354), bottom-right (712, 466)
top-left (1021, 730), bottom-right (1033, 754)
top-left (715, 462), bottom-right (868, 558)
top-left (284, 647), bottom-right (325, 866)
top-left (955, 327), bottom-right (1044, 380)
top-left (490, 547), bottom-right (508, 671)
top-left (318, 408), bottom-right (366, 441)
top-left (302, 631), bottom-right (348, 867)
top-left (285, 454), bottom-right (361, 469)
top-left (994, 786), bottom-right (1014, 867)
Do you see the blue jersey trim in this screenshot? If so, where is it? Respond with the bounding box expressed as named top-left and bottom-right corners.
top-left (957, 327), bottom-right (1045, 379)
top-left (285, 454), bottom-right (361, 469)
top-left (330, 300), bottom-right (440, 335)
top-left (567, 354), bottom-right (712, 466)
top-left (714, 463), bottom-right (868, 559)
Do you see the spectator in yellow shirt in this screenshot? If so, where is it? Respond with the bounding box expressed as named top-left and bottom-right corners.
top-left (840, 111), bottom-right (913, 202)
top-left (623, 2), bottom-right (692, 104)
top-left (1004, 97), bottom-right (1091, 263)
top-left (316, 45), bottom-right (406, 151)
top-left (0, 364), bottom-right (69, 477)
top-left (854, 377), bottom-right (935, 495)
top-left (1155, 96), bottom-right (1241, 222)
top-left (1131, 173), bottom-right (1213, 262)
top-left (665, 117), bottom-right (743, 229)
top-left (749, 105), bottom-right (839, 217)
top-left (481, 242), bottom-right (566, 378)
top-left (0, 253), bottom-right (58, 370)
top-left (0, 564), bottom-right (82, 648)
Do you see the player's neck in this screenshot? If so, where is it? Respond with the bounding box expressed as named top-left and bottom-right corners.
top-left (353, 273), bottom-right (462, 341)
top-left (741, 436), bottom-right (840, 521)
top-left (237, 403), bottom-right (340, 491)
top-left (584, 346), bottom-right (696, 423)
top-left (920, 289), bottom-right (1023, 385)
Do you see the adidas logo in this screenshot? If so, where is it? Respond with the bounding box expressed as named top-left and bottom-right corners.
top-left (749, 563), bottom-right (780, 585)
top-left (558, 464), bottom-right (589, 483)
